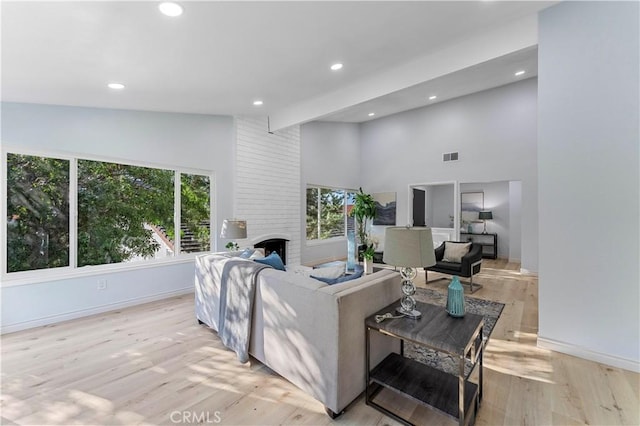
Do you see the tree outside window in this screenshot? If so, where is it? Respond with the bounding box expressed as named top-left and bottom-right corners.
top-left (77, 160), bottom-right (175, 266)
top-left (6, 154), bottom-right (70, 272)
top-left (180, 173), bottom-right (210, 253)
top-left (4, 151), bottom-right (215, 275)
top-left (306, 186), bottom-right (351, 241)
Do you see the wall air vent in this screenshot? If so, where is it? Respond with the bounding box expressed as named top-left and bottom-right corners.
top-left (443, 152), bottom-right (459, 162)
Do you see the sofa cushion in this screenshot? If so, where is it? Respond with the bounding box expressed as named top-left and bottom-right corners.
top-left (309, 265), bottom-right (345, 279)
top-left (254, 252), bottom-right (286, 271)
top-left (239, 248), bottom-right (255, 259)
top-left (442, 242), bottom-right (471, 263)
top-left (248, 248), bottom-right (265, 260)
top-left (311, 269), bottom-right (363, 285)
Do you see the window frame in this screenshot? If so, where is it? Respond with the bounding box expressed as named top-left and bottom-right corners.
top-left (1, 146), bottom-right (216, 286)
top-left (305, 184), bottom-right (356, 245)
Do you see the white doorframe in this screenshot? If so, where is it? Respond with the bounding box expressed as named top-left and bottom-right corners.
top-left (408, 181), bottom-right (460, 242)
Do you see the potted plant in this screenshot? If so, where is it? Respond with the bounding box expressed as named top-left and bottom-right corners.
top-left (225, 241), bottom-right (240, 251)
top-left (362, 245), bottom-right (375, 274)
top-left (350, 187), bottom-right (377, 247)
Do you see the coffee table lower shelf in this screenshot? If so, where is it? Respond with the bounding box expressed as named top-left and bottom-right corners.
top-left (367, 353), bottom-right (478, 425)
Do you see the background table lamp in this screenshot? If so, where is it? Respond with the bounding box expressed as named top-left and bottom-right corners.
top-left (220, 219), bottom-right (247, 239)
top-left (478, 211), bottom-right (493, 234)
top-left (383, 226), bottom-right (436, 318)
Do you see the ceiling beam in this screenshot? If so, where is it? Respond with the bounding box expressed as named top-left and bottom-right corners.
top-left (268, 14), bottom-right (539, 132)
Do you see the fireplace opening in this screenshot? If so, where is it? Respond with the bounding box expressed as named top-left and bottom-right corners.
top-left (254, 238), bottom-right (288, 265)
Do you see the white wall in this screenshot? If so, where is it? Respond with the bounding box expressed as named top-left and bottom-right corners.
top-left (234, 117), bottom-right (302, 265)
top-left (460, 181), bottom-right (510, 259)
top-left (360, 78), bottom-right (538, 271)
top-left (508, 181), bottom-right (522, 262)
top-left (1, 102), bottom-right (235, 333)
top-left (300, 121), bottom-right (360, 265)
top-left (538, 2), bottom-right (639, 371)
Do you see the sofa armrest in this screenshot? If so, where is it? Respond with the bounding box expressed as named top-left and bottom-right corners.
top-left (327, 270), bottom-right (402, 413)
top-left (461, 243), bottom-right (483, 275)
top-left (434, 242), bottom-right (445, 261)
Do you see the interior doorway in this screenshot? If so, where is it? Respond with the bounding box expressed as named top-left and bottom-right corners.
top-left (408, 181), bottom-right (458, 246)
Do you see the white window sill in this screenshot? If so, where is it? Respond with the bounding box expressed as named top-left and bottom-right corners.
top-left (306, 237), bottom-right (347, 247)
top-left (0, 255), bottom-right (201, 288)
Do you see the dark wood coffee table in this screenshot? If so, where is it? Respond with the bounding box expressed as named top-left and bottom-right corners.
top-left (365, 300), bottom-right (484, 426)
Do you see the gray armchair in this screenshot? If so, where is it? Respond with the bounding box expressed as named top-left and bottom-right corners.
top-left (425, 242), bottom-right (483, 292)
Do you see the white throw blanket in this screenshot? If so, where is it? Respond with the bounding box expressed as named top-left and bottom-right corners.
top-left (214, 255), bottom-right (270, 363)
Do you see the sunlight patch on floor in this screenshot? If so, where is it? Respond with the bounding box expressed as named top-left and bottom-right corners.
top-left (485, 336), bottom-right (555, 384)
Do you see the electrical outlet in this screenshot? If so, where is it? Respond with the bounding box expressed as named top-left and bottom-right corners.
top-left (97, 279), bottom-right (107, 290)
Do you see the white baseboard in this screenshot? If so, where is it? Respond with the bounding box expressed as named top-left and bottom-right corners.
top-left (1, 287), bottom-right (194, 335)
top-left (519, 268), bottom-right (538, 276)
top-left (538, 336), bottom-right (639, 373)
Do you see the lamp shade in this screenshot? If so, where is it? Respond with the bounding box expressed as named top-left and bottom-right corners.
top-left (220, 219), bottom-right (247, 239)
top-left (478, 211), bottom-right (493, 220)
top-left (383, 227), bottom-right (436, 268)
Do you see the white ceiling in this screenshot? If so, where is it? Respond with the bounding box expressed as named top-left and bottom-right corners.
top-left (1, 1), bottom-right (556, 127)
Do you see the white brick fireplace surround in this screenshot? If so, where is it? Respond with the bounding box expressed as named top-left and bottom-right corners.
top-left (234, 117), bottom-right (301, 265)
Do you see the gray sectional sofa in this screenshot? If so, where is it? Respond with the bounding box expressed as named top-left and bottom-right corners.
top-left (195, 252), bottom-right (401, 416)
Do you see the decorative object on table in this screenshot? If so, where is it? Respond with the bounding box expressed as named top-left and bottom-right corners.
top-left (225, 241), bottom-right (240, 251)
top-left (346, 230), bottom-right (356, 272)
top-left (220, 219), bottom-right (247, 250)
top-left (350, 187), bottom-right (377, 245)
top-left (478, 210), bottom-right (493, 234)
top-left (362, 245), bottom-right (375, 274)
top-left (372, 192), bottom-right (397, 225)
top-left (383, 226), bottom-right (436, 318)
top-left (446, 275), bottom-right (465, 317)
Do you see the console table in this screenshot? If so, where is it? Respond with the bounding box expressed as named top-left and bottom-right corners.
top-left (365, 300), bottom-right (484, 426)
top-left (460, 233), bottom-right (497, 259)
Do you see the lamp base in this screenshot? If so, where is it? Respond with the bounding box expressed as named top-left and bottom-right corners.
top-left (396, 306), bottom-right (422, 319)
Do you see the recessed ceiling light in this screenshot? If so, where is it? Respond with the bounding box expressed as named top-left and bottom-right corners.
top-left (429, 95), bottom-right (437, 100)
top-left (159, 2), bottom-right (183, 17)
top-left (368, 112), bottom-right (375, 117)
top-left (107, 83), bottom-right (125, 90)
top-left (330, 63), bottom-right (343, 71)
top-left (253, 100), bottom-right (263, 106)
top-left (515, 70), bottom-right (526, 76)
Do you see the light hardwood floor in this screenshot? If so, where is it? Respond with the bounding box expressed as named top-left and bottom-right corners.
top-left (2, 260), bottom-right (638, 425)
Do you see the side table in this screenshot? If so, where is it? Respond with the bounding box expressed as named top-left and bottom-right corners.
top-left (365, 300), bottom-right (484, 426)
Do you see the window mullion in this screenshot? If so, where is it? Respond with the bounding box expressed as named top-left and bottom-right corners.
top-left (0, 150), bottom-right (7, 275)
top-left (316, 188), bottom-right (321, 240)
top-left (70, 158), bottom-right (78, 269)
top-left (174, 171), bottom-right (181, 256)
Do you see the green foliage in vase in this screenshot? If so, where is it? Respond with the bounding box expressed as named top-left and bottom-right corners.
top-left (362, 245), bottom-right (375, 260)
top-left (225, 242), bottom-right (240, 251)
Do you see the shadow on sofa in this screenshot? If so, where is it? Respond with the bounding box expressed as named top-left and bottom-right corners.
top-left (425, 242), bottom-right (483, 293)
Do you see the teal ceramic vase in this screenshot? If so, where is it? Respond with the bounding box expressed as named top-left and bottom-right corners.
top-left (446, 276), bottom-right (465, 317)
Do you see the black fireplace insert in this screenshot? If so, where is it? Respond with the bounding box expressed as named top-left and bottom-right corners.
top-left (254, 238), bottom-right (288, 265)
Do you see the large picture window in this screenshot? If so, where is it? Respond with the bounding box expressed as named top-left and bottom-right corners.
top-left (77, 160), bottom-right (175, 266)
top-left (306, 186), bottom-right (355, 241)
top-left (6, 154), bottom-right (70, 272)
top-left (180, 173), bottom-right (211, 253)
top-left (3, 150), bottom-right (213, 277)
